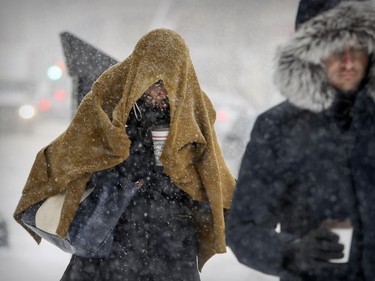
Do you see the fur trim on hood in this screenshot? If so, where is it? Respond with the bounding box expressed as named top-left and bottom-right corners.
top-left (274, 1), bottom-right (375, 112)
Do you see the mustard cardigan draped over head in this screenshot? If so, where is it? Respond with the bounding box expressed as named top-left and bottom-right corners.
top-left (14, 28), bottom-right (236, 270)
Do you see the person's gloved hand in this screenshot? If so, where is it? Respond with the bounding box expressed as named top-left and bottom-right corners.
top-left (284, 228), bottom-right (344, 273)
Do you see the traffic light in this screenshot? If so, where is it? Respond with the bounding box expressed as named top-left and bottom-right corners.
top-left (53, 89), bottom-right (67, 101)
top-left (39, 60), bottom-right (69, 116)
top-left (47, 61), bottom-right (65, 81)
top-left (38, 98), bottom-right (52, 112)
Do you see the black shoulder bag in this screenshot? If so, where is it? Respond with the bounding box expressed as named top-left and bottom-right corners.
top-left (20, 168), bottom-right (138, 258)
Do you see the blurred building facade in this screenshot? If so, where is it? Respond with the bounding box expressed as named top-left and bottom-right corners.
top-left (0, 0), bottom-right (299, 173)
top-left (0, 0), bottom-right (298, 115)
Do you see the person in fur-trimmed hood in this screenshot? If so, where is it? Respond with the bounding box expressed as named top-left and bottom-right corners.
top-left (226, 1), bottom-right (375, 281)
top-left (14, 29), bottom-right (236, 280)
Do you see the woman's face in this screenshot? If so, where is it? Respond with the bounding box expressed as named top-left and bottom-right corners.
top-left (143, 80), bottom-right (169, 110)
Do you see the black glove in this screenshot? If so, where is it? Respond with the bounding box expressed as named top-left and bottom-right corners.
top-left (284, 228), bottom-right (344, 273)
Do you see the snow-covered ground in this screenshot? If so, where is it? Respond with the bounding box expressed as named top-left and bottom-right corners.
top-left (0, 119), bottom-right (278, 281)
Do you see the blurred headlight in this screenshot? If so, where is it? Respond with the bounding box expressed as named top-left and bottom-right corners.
top-left (18, 105), bottom-right (36, 119)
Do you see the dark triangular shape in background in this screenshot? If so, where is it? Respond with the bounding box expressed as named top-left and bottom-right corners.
top-left (60, 31), bottom-right (118, 109)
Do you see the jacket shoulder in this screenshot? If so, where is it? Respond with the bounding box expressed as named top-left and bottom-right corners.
top-left (256, 101), bottom-right (304, 129)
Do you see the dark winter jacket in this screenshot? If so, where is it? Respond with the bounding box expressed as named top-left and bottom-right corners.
top-left (60, 99), bottom-right (202, 281)
top-left (14, 29), bottom-right (236, 270)
top-left (226, 2), bottom-right (375, 281)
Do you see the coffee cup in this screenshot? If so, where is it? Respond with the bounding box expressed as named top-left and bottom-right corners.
top-left (321, 219), bottom-right (353, 263)
top-left (151, 126), bottom-right (169, 166)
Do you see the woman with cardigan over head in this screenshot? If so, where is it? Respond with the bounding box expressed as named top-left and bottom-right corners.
top-left (14, 29), bottom-right (236, 281)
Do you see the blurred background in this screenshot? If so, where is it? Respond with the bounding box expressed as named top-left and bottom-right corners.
top-left (0, 0), bottom-right (299, 280)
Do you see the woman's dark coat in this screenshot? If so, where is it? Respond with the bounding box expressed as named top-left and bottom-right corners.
top-left (226, 2), bottom-right (375, 281)
top-left (13, 29), bottom-right (236, 270)
top-left (60, 99), bottom-right (202, 281)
